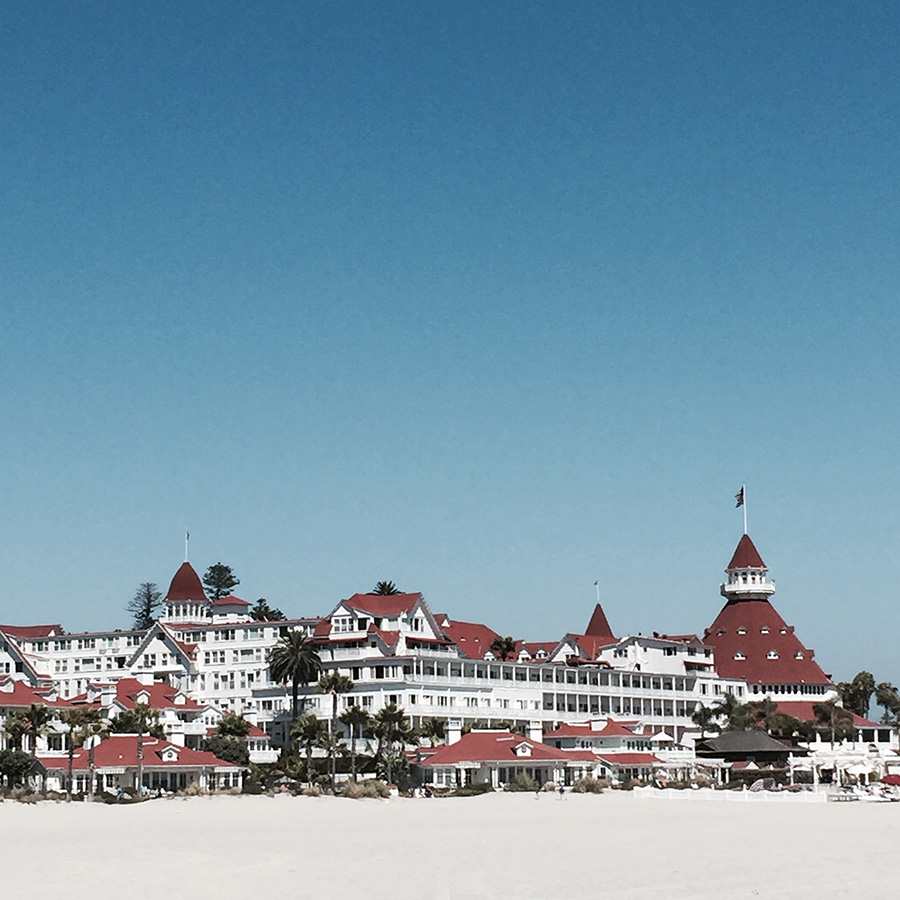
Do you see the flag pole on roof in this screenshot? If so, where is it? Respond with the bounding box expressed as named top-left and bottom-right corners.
top-left (735, 485), bottom-right (747, 534)
top-left (185, 531), bottom-right (190, 563)
top-left (594, 580), bottom-right (600, 605)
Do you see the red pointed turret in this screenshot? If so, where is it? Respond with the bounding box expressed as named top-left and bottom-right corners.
top-left (585, 603), bottom-right (615, 640)
top-left (165, 562), bottom-right (206, 603)
top-left (727, 534), bottom-right (766, 570)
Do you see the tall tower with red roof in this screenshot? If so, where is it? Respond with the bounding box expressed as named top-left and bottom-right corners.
top-left (162, 562), bottom-right (210, 623)
top-left (703, 534), bottom-right (833, 699)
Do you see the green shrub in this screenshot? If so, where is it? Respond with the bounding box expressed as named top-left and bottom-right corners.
top-left (339, 779), bottom-right (390, 799)
top-left (506, 773), bottom-right (537, 792)
top-left (572, 777), bottom-right (606, 794)
top-left (452, 781), bottom-right (494, 797)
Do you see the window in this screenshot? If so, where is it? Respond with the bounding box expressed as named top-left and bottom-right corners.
top-left (795, 651), bottom-right (804, 659)
top-left (760, 627), bottom-right (770, 634)
top-left (734, 652), bottom-right (745, 660)
top-left (767, 650), bottom-right (779, 659)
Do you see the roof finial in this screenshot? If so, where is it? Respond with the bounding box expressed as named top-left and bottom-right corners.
top-left (184, 530), bottom-right (190, 563)
top-left (735, 485), bottom-right (747, 535)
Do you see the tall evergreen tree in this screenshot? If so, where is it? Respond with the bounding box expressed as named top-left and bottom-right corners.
top-left (250, 598), bottom-right (286, 621)
top-left (203, 563), bottom-right (240, 601)
top-left (127, 582), bottom-right (162, 629)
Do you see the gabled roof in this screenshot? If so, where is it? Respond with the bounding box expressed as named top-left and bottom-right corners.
top-left (210, 595), bottom-right (250, 608)
top-left (113, 678), bottom-right (206, 711)
top-left (420, 731), bottom-right (573, 766)
top-left (342, 593), bottom-right (423, 616)
top-left (0, 678), bottom-right (74, 708)
top-left (165, 562), bottom-right (207, 603)
top-left (0, 624), bottom-right (63, 639)
top-left (367, 627), bottom-right (401, 650)
top-left (727, 534), bottom-right (767, 570)
top-left (38, 735), bottom-right (238, 771)
top-left (437, 617), bottom-right (500, 660)
top-left (585, 604), bottom-right (615, 640)
top-left (697, 730), bottom-right (792, 754)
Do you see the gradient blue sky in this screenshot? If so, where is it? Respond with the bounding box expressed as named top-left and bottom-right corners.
top-left (1, 2), bottom-right (898, 685)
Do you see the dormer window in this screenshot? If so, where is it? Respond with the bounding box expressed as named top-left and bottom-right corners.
top-left (780, 628), bottom-right (787, 634)
top-left (795, 651), bottom-right (804, 659)
top-left (733, 652), bottom-right (746, 660)
top-left (760, 627), bottom-right (770, 634)
top-left (767, 650), bottom-right (779, 659)
top-left (737, 627), bottom-right (746, 635)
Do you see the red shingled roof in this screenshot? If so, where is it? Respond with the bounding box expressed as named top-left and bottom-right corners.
top-left (210, 595), bottom-right (250, 608)
top-left (766, 701), bottom-right (881, 729)
top-left (421, 731), bottom-right (574, 766)
top-left (165, 562), bottom-right (207, 603)
top-left (438, 617), bottom-right (500, 660)
top-left (704, 597), bottom-right (830, 686)
top-left (114, 678), bottom-right (206, 711)
top-left (727, 534), bottom-right (767, 569)
top-left (0, 679), bottom-right (75, 708)
top-left (0, 624), bottom-right (63, 639)
top-left (585, 604), bottom-right (615, 640)
top-left (38, 735), bottom-right (237, 771)
top-left (343, 593), bottom-right (423, 616)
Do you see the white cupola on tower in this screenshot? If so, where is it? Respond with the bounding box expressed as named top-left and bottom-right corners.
top-left (720, 533), bottom-right (776, 601)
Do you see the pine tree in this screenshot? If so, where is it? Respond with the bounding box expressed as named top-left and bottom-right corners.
top-left (127, 583), bottom-right (162, 629)
top-left (202, 563), bottom-right (240, 601)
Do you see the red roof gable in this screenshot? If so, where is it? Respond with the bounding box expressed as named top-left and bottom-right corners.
top-left (421, 731), bottom-right (574, 766)
top-left (114, 678), bottom-right (206, 711)
top-left (165, 562), bottom-right (207, 603)
top-left (38, 735), bottom-right (238, 770)
top-left (585, 604), bottom-right (615, 640)
top-left (343, 593), bottom-right (423, 616)
top-left (704, 598), bottom-right (831, 686)
top-left (0, 624), bottom-right (63, 639)
top-left (438, 617), bottom-right (500, 660)
top-left (727, 534), bottom-right (767, 569)
top-left (210, 595), bottom-right (250, 608)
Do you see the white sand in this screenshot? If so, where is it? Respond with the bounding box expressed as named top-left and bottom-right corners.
top-left (2, 792), bottom-right (896, 899)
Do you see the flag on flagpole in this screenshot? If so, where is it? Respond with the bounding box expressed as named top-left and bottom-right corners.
top-left (735, 487), bottom-right (744, 508)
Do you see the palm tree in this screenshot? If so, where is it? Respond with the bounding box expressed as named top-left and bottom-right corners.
top-left (59, 708), bottom-right (103, 802)
top-left (711, 692), bottom-right (742, 730)
top-left (291, 713), bottom-right (326, 786)
top-left (317, 671), bottom-right (355, 791)
top-left (489, 635), bottom-right (517, 661)
top-left (419, 716), bottom-right (445, 747)
top-left (269, 631), bottom-right (323, 726)
top-left (370, 581), bottom-right (401, 595)
top-left (4, 710), bottom-right (29, 751)
top-left (22, 704), bottom-right (53, 755)
top-left (812, 700), bottom-right (855, 747)
top-left (875, 682), bottom-right (900, 724)
top-left (371, 703), bottom-right (416, 785)
top-left (339, 706), bottom-right (370, 782)
top-left (691, 703), bottom-right (717, 739)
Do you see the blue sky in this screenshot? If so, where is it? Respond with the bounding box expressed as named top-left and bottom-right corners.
top-left (1, 2), bottom-right (898, 685)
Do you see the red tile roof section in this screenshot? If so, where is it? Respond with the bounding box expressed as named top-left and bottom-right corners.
top-left (421, 731), bottom-right (575, 766)
top-left (165, 562), bottom-right (207, 603)
top-left (343, 593), bottom-right (423, 616)
top-left (114, 678), bottom-right (206, 711)
top-left (727, 534), bottom-right (767, 569)
top-left (704, 597), bottom-right (831, 686)
top-left (585, 604), bottom-right (615, 640)
top-left (596, 753), bottom-right (662, 766)
top-left (438, 618), bottom-right (500, 660)
top-left (38, 735), bottom-right (238, 770)
top-left (210, 595), bottom-right (250, 607)
top-left (0, 624), bottom-right (63, 639)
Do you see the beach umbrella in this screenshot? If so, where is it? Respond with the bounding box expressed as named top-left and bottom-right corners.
top-left (881, 774), bottom-right (900, 785)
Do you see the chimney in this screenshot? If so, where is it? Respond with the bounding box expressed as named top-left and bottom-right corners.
top-left (528, 720), bottom-right (544, 743)
top-left (446, 718), bottom-right (462, 745)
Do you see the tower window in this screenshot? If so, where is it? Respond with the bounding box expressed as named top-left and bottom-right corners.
top-left (767, 650), bottom-right (779, 659)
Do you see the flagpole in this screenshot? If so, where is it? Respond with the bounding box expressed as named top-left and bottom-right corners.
top-left (743, 485), bottom-right (748, 535)
top-left (594, 580), bottom-right (600, 605)
top-left (185, 531), bottom-right (190, 563)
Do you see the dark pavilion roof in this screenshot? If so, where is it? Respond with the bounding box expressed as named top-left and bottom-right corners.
top-left (165, 562), bottom-right (207, 603)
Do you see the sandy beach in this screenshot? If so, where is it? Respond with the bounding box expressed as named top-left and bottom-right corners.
top-left (1, 791), bottom-right (896, 899)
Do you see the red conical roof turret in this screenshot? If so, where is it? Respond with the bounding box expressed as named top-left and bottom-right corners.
top-left (585, 603), bottom-right (615, 640)
top-left (166, 562), bottom-right (206, 603)
top-left (727, 534), bottom-right (766, 570)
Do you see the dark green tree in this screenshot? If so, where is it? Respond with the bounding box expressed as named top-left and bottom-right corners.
top-left (339, 705), bottom-right (371, 782)
top-left (59, 707), bottom-right (104, 802)
top-left (489, 636), bottom-right (517, 661)
top-left (838, 671), bottom-right (876, 718)
top-left (203, 563), bottom-right (240, 601)
top-left (419, 716), bottom-right (446, 747)
top-left (875, 682), bottom-right (900, 724)
top-left (268, 631), bottom-right (322, 724)
top-left (812, 700), bottom-right (855, 746)
top-left (317, 672), bottom-right (355, 791)
top-left (108, 704), bottom-right (165, 739)
top-left (370, 581), bottom-right (401, 595)
top-left (291, 713), bottom-right (327, 785)
top-left (215, 712), bottom-right (252, 738)
top-left (0, 749), bottom-right (36, 788)
top-left (370, 703), bottom-right (416, 785)
top-left (127, 582), bottom-right (162, 630)
top-left (202, 734), bottom-right (249, 767)
top-left (250, 598), bottom-right (286, 621)
top-left (691, 704), bottom-right (718, 738)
